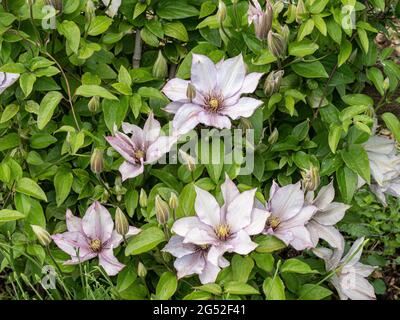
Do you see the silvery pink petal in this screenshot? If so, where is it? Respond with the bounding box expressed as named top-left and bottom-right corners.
top-left (331, 275), bottom-right (348, 300)
top-left (194, 186), bottom-right (221, 228)
top-left (220, 174), bottom-right (240, 208)
top-left (82, 201), bottom-right (114, 243)
top-left (312, 247), bottom-right (338, 271)
top-left (162, 78), bottom-right (191, 102)
top-left (216, 54), bottom-right (246, 98)
top-left (106, 230), bottom-right (124, 248)
top-left (145, 135), bottom-right (177, 164)
top-left (313, 181), bottom-right (335, 210)
top-left (105, 133), bottom-right (136, 163)
top-left (174, 251), bottom-right (205, 279)
top-left (339, 273), bottom-right (376, 300)
top-left (218, 256), bottom-right (230, 268)
top-left (225, 189), bottom-right (256, 233)
top-left (66, 209), bottom-right (83, 233)
top-left (244, 202), bottom-right (270, 235)
top-left (341, 237), bottom-right (364, 267)
top-left (183, 227), bottom-right (218, 246)
top-left (63, 252), bottom-right (97, 265)
top-left (172, 216), bottom-right (203, 237)
top-left (119, 161), bottom-right (144, 181)
top-left (98, 248), bottom-right (125, 276)
top-left (172, 103), bottom-right (203, 134)
top-left (240, 72), bottom-right (264, 94)
top-left (197, 111), bottom-right (232, 129)
top-left (102, 0), bottom-right (121, 18)
top-left (163, 235), bottom-right (197, 258)
top-left (127, 226), bottom-right (141, 237)
top-left (143, 112), bottom-right (161, 145)
top-left (0, 72), bottom-right (20, 94)
top-left (227, 229), bottom-right (258, 255)
top-left (313, 202), bottom-right (349, 225)
top-left (370, 184), bottom-right (388, 206)
top-left (280, 205), bottom-right (316, 229)
top-left (199, 261), bottom-right (221, 284)
top-left (352, 262), bottom-right (376, 277)
top-left (207, 244), bottom-right (230, 266)
top-left (191, 54), bottom-right (217, 94)
top-left (286, 226), bottom-right (313, 250)
top-left (270, 182), bottom-right (304, 221)
top-left (52, 232), bottom-right (91, 257)
top-left (269, 180), bottom-right (280, 198)
top-left (307, 221), bottom-right (344, 250)
top-left (268, 228), bottom-right (292, 246)
top-left (164, 102), bottom-right (184, 114)
top-left (121, 123), bottom-right (144, 147)
top-left (221, 97), bottom-right (263, 120)
top-left (363, 135), bottom-right (396, 155)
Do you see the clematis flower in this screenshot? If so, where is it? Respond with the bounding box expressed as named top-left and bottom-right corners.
top-left (171, 174), bottom-right (268, 270)
top-left (248, 0), bottom-right (273, 40)
top-left (105, 113), bottom-right (177, 181)
top-left (305, 181), bottom-right (350, 252)
top-left (52, 201), bottom-right (140, 276)
top-left (101, 0), bottom-right (121, 18)
top-left (262, 181), bottom-right (317, 250)
top-left (0, 72), bottom-right (20, 95)
top-left (313, 238), bottom-right (376, 300)
top-left (162, 54), bottom-right (264, 134)
top-left (162, 235), bottom-right (224, 284)
top-left (360, 134), bottom-right (400, 205)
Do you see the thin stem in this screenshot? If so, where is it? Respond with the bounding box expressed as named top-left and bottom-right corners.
top-left (133, 30), bottom-right (142, 69)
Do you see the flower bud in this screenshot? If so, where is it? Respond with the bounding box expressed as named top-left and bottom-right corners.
top-left (186, 83), bottom-right (197, 102)
top-left (86, 0), bottom-right (96, 17)
top-left (267, 31), bottom-right (287, 58)
top-left (268, 128), bottom-right (279, 145)
top-left (217, 0), bottom-right (227, 24)
top-left (155, 195), bottom-right (169, 225)
top-left (90, 148), bottom-right (104, 174)
top-left (239, 117), bottom-right (253, 130)
top-left (179, 149), bottom-right (196, 172)
top-left (45, 0), bottom-right (63, 13)
top-left (152, 51), bottom-right (168, 79)
top-left (88, 96), bottom-right (100, 113)
top-left (383, 77), bottom-right (390, 91)
top-left (137, 261), bottom-right (147, 278)
top-left (248, 0), bottom-right (273, 41)
top-left (31, 225), bottom-right (52, 246)
top-left (169, 192), bottom-right (179, 210)
top-left (301, 165), bottom-right (320, 192)
top-left (139, 188), bottom-right (148, 208)
top-left (263, 70), bottom-right (284, 96)
top-left (115, 207), bottom-right (129, 236)
top-left (295, 0), bottom-right (307, 23)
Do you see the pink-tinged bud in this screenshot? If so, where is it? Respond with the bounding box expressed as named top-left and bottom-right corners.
top-left (152, 51), bottom-right (168, 79)
top-left (31, 225), bottom-right (52, 246)
top-left (267, 30), bottom-right (286, 58)
top-left (268, 128), bottom-right (279, 145)
top-left (217, 0), bottom-right (227, 24)
top-left (88, 96), bottom-right (100, 113)
top-left (263, 70), bottom-right (284, 96)
top-left (248, 0), bottom-right (273, 40)
top-left (90, 148), bottom-right (104, 174)
top-left (155, 195), bottom-right (169, 225)
top-left (169, 192), bottom-right (179, 210)
top-left (179, 149), bottom-right (196, 172)
top-left (301, 165), bottom-right (320, 192)
top-left (115, 207), bottom-right (129, 236)
top-left (139, 188), bottom-right (148, 208)
top-left (295, 0), bottom-right (307, 23)
top-left (186, 83), bottom-right (196, 102)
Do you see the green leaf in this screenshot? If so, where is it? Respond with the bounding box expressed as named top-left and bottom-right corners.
top-left (20, 73), bottom-right (37, 97)
top-left (102, 96), bottom-right (130, 132)
top-left (326, 18), bottom-right (342, 44)
top-left (381, 112), bottom-right (400, 142)
top-left (194, 283), bottom-right (222, 295)
top-left (164, 21), bottom-right (189, 42)
top-left (366, 67), bottom-right (385, 96)
top-left (342, 94), bottom-right (374, 107)
top-left (37, 91), bottom-right (63, 130)
top-left (125, 227), bottom-right (165, 255)
top-left (224, 281), bottom-right (259, 295)
top-left (338, 39), bottom-right (352, 67)
top-left (0, 104), bottom-right (19, 123)
top-left (255, 235), bottom-right (286, 253)
top-left (328, 124), bottom-right (342, 154)
top-left (0, 133), bottom-right (20, 151)
top-left (263, 276), bottom-right (286, 300)
top-left (157, 0), bottom-right (199, 19)
top-left (133, 2), bottom-right (147, 19)
top-left (155, 271), bottom-right (177, 300)
top-left (231, 255), bottom-right (254, 283)
top-left (252, 253), bottom-right (275, 273)
top-left (0, 209), bottom-right (25, 222)
top-left (176, 183), bottom-right (196, 218)
top-left (289, 40), bottom-right (319, 57)
top-left (88, 16), bottom-right (113, 36)
top-left (357, 27), bottom-right (369, 53)
top-left (341, 144), bottom-right (370, 184)
top-left (299, 284), bottom-right (333, 300)
top-left (336, 165), bottom-right (358, 203)
top-left (75, 84), bottom-right (118, 100)
top-left (16, 178), bottom-right (47, 202)
top-left (291, 61), bottom-right (328, 78)
top-left (312, 14), bottom-right (327, 36)
top-left (297, 19), bottom-right (314, 41)
top-left (58, 20), bottom-right (81, 53)
top-left (54, 167), bottom-right (73, 207)
top-left (281, 259), bottom-right (319, 274)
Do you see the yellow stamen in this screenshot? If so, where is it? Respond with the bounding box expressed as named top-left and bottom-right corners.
top-left (90, 239), bottom-right (102, 252)
top-left (215, 224), bottom-right (230, 240)
top-left (134, 149), bottom-right (145, 159)
top-left (267, 216), bottom-right (280, 229)
top-left (209, 98), bottom-right (220, 111)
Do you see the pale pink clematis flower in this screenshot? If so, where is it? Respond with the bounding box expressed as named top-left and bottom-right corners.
top-left (162, 54), bottom-right (264, 134)
top-left (162, 235), bottom-right (223, 284)
top-left (262, 181), bottom-right (317, 250)
top-left (313, 238), bottom-right (376, 300)
top-left (248, 0), bottom-right (273, 40)
top-left (102, 0), bottom-right (121, 18)
top-left (305, 181), bottom-right (350, 251)
top-left (0, 72), bottom-right (20, 94)
top-left (171, 174), bottom-right (268, 270)
top-left (105, 113), bottom-right (176, 181)
top-left (52, 201), bottom-right (141, 276)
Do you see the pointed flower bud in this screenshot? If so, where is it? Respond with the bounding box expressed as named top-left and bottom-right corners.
top-left (217, 0), bottom-right (227, 24)
top-left (186, 83), bottom-right (197, 102)
top-left (295, 0), bottom-right (307, 23)
top-left (169, 192), bottom-right (179, 210)
top-left (88, 96), bottom-right (100, 113)
top-left (139, 188), bottom-right (148, 208)
top-left (267, 30), bottom-right (287, 58)
top-left (179, 149), bottom-right (196, 172)
top-left (31, 225), bottom-right (52, 246)
top-left (115, 207), bottom-right (129, 236)
top-left (301, 165), bottom-right (320, 192)
top-left (90, 148), bottom-right (104, 174)
top-left (155, 195), bottom-right (169, 225)
top-left (268, 128), bottom-right (279, 145)
top-left (263, 70), bottom-right (284, 96)
top-left (152, 51), bottom-right (168, 79)
top-left (248, 0), bottom-right (273, 40)
top-left (137, 261), bottom-right (147, 278)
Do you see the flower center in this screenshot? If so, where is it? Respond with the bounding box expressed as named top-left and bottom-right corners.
top-left (267, 216), bottom-right (281, 229)
top-left (134, 149), bottom-right (145, 160)
top-left (209, 98), bottom-right (220, 111)
top-left (205, 93), bottom-right (224, 113)
top-left (215, 224), bottom-right (230, 240)
top-left (199, 244), bottom-right (210, 250)
top-left (90, 239), bottom-right (102, 252)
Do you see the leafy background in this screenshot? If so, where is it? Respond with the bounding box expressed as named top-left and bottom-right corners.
top-left (0, 0), bottom-right (399, 300)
